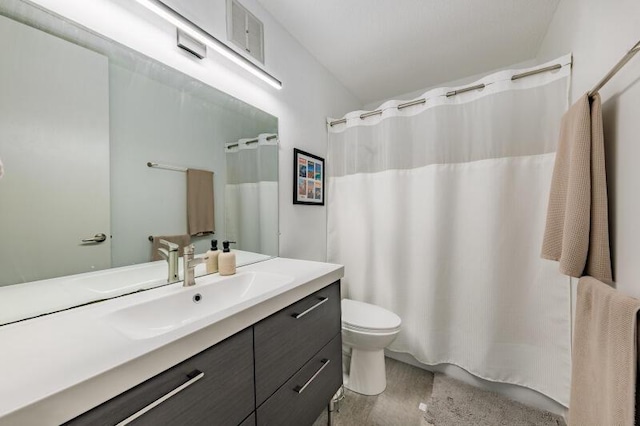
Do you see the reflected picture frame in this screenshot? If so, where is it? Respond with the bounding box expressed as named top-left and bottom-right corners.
top-left (293, 148), bottom-right (324, 205)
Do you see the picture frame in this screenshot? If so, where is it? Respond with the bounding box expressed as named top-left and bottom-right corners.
top-left (293, 148), bottom-right (325, 205)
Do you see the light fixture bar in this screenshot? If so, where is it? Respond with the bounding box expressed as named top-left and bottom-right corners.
top-left (134, 0), bottom-right (282, 89)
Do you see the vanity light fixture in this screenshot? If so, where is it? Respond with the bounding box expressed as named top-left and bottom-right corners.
top-left (134, 0), bottom-right (282, 90)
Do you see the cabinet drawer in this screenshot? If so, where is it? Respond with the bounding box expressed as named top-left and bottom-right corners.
top-left (239, 413), bottom-right (255, 426)
top-left (254, 281), bottom-right (341, 406)
top-left (65, 328), bottom-right (254, 426)
top-left (256, 333), bottom-right (342, 426)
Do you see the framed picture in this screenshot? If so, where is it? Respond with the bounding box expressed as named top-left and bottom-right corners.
top-left (293, 148), bottom-right (324, 205)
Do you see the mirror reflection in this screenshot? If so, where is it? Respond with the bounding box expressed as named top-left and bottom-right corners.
top-left (0, 0), bottom-right (279, 324)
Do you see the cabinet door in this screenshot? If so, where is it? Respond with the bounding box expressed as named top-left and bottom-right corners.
top-left (256, 334), bottom-right (342, 426)
top-left (64, 328), bottom-right (254, 426)
top-left (254, 281), bottom-right (341, 406)
top-left (239, 413), bottom-right (256, 426)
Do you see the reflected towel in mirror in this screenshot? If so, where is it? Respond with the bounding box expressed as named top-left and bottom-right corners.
top-left (187, 168), bottom-right (215, 236)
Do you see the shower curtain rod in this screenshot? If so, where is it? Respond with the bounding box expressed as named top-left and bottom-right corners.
top-left (146, 162), bottom-right (214, 173)
top-left (226, 134), bottom-right (278, 149)
top-left (588, 40), bottom-right (640, 97)
top-left (328, 62), bottom-right (565, 127)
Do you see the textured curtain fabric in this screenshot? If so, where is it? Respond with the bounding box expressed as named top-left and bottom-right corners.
top-left (327, 55), bottom-right (572, 405)
top-left (225, 134), bottom-right (278, 256)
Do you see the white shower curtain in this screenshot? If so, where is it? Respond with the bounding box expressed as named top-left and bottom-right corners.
top-left (327, 55), bottom-right (572, 405)
top-left (224, 134), bottom-right (278, 256)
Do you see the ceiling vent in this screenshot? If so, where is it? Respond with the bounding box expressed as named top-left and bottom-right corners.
top-left (227, 0), bottom-right (264, 64)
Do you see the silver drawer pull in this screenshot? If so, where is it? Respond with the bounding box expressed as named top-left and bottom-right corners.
top-left (115, 370), bottom-right (204, 426)
top-left (293, 359), bottom-right (330, 394)
top-left (292, 297), bottom-right (328, 319)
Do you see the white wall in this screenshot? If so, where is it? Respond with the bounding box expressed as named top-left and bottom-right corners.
top-left (28, 0), bottom-right (361, 263)
top-left (537, 0), bottom-right (640, 297)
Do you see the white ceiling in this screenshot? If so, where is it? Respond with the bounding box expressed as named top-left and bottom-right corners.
top-left (256, 0), bottom-right (561, 105)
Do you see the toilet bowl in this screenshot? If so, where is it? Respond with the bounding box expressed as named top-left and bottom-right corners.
top-left (341, 298), bottom-right (401, 395)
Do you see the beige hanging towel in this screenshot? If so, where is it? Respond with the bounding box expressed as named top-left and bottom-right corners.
top-left (568, 276), bottom-right (640, 426)
top-left (150, 234), bottom-right (191, 261)
top-left (541, 93), bottom-right (612, 283)
top-left (186, 168), bottom-right (215, 236)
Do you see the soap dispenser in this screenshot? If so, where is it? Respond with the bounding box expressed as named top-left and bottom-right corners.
top-left (205, 239), bottom-right (220, 274)
top-left (218, 241), bottom-right (236, 276)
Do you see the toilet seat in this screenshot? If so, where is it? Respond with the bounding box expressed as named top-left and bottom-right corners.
top-left (342, 323), bottom-right (401, 334)
top-left (341, 299), bottom-right (402, 333)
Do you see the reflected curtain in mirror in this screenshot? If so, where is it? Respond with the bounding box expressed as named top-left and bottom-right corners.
top-left (225, 134), bottom-right (278, 256)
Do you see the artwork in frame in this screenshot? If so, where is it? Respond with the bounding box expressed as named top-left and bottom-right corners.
top-left (293, 148), bottom-right (324, 205)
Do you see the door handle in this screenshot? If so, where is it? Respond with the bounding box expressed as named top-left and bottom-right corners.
top-left (81, 233), bottom-right (107, 243)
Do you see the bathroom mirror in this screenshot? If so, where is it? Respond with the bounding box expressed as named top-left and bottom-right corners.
top-left (0, 0), bottom-right (279, 324)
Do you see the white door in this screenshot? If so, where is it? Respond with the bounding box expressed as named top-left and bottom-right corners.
top-left (0, 15), bottom-right (111, 286)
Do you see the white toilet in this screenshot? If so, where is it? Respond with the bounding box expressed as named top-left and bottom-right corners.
top-left (341, 298), bottom-right (402, 395)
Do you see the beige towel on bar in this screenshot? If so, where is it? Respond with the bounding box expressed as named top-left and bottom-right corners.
top-left (541, 93), bottom-right (612, 283)
top-left (150, 234), bottom-right (191, 261)
top-left (569, 276), bottom-right (640, 426)
top-left (187, 168), bottom-right (215, 236)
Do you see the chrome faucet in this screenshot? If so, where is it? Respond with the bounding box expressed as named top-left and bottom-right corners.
top-left (158, 239), bottom-right (180, 284)
top-left (183, 244), bottom-right (205, 287)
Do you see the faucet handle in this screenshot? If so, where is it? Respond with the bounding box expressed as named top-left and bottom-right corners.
top-left (158, 239), bottom-right (179, 252)
top-left (157, 248), bottom-right (169, 260)
top-left (183, 244), bottom-right (195, 256)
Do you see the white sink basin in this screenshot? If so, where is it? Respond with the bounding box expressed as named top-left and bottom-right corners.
top-left (105, 271), bottom-right (293, 339)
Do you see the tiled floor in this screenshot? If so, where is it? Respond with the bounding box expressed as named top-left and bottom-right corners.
top-left (313, 357), bottom-right (434, 426)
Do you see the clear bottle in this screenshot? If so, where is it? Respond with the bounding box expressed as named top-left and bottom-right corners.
top-left (205, 239), bottom-right (219, 274)
top-left (218, 241), bottom-right (236, 276)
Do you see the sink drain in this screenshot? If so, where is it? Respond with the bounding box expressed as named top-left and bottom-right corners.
top-left (193, 293), bottom-right (202, 303)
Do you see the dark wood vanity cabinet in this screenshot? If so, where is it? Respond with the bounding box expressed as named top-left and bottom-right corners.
top-left (64, 281), bottom-right (342, 426)
top-left (256, 334), bottom-right (342, 426)
top-left (64, 328), bottom-right (255, 426)
top-left (254, 282), bottom-right (341, 407)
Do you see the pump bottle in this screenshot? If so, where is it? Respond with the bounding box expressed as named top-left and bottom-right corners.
top-left (205, 239), bottom-right (220, 274)
top-left (218, 241), bottom-right (236, 276)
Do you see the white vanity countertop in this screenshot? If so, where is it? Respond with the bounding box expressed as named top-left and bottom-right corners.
top-left (0, 257), bottom-right (343, 425)
top-left (0, 249), bottom-right (271, 325)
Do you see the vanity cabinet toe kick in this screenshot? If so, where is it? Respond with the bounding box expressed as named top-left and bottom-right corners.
top-left (65, 281), bottom-right (342, 426)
